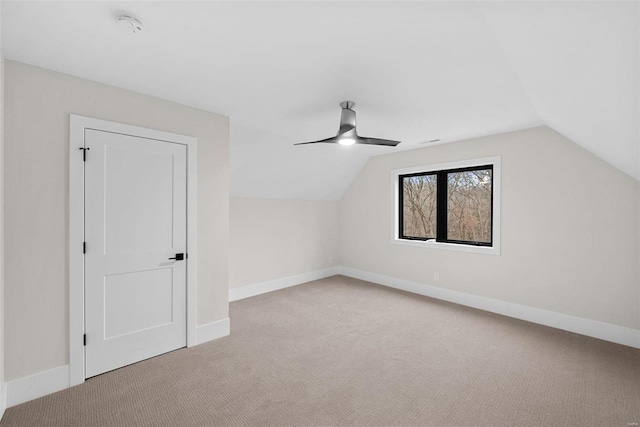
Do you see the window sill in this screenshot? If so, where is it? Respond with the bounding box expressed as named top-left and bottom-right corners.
top-left (392, 238), bottom-right (500, 256)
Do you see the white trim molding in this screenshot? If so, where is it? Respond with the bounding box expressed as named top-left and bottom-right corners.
top-left (229, 267), bottom-right (340, 302)
top-left (6, 365), bottom-right (70, 408)
top-left (338, 267), bottom-right (640, 349)
top-left (196, 318), bottom-right (231, 345)
top-left (4, 317), bottom-right (229, 407)
top-left (0, 383), bottom-right (7, 417)
top-left (69, 115), bottom-right (198, 387)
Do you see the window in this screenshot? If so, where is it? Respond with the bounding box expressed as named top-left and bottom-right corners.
top-left (400, 165), bottom-right (493, 245)
top-left (392, 157), bottom-right (500, 255)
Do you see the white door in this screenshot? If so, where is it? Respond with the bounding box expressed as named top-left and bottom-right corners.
top-left (84, 129), bottom-right (187, 378)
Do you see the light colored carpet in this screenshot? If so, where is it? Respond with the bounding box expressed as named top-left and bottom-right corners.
top-left (2, 275), bottom-right (639, 426)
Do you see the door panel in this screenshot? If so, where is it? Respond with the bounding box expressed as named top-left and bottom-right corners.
top-left (85, 129), bottom-right (187, 378)
top-left (104, 145), bottom-right (176, 254)
top-left (103, 268), bottom-right (174, 339)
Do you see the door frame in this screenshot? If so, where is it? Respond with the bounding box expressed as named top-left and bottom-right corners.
top-left (69, 115), bottom-right (198, 386)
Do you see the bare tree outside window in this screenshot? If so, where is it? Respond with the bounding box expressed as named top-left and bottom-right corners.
top-left (402, 174), bottom-right (437, 238)
top-left (399, 166), bottom-right (493, 246)
top-left (447, 169), bottom-right (492, 243)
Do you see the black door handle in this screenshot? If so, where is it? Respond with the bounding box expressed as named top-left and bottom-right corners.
top-left (169, 253), bottom-right (184, 261)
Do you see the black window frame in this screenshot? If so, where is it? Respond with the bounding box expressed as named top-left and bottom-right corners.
top-left (398, 164), bottom-right (493, 247)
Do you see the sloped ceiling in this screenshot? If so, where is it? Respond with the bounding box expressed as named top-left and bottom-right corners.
top-left (482, 2), bottom-right (639, 183)
top-left (2, 1), bottom-right (638, 200)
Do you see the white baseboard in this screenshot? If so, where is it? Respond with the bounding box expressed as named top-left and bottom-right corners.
top-left (339, 267), bottom-right (640, 349)
top-left (196, 318), bottom-right (230, 345)
top-left (5, 320), bottom-right (231, 408)
top-left (0, 383), bottom-right (6, 419)
top-left (6, 365), bottom-right (70, 408)
top-left (229, 267), bottom-right (340, 302)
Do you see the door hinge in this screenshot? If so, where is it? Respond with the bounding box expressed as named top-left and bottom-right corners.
top-left (79, 147), bottom-right (90, 161)
top-left (83, 242), bottom-right (86, 254)
top-left (83, 334), bottom-right (86, 346)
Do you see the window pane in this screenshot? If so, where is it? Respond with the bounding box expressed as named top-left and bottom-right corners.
top-left (402, 174), bottom-right (437, 239)
top-left (447, 169), bottom-right (492, 243)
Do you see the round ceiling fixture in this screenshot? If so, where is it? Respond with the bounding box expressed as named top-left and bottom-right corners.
top-left (338, 138), bottom-right (356, 146)
top-left (117, 15), bottom-right (144, 34)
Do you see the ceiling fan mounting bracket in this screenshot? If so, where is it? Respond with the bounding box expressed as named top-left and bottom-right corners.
top-left (339, 101), bottom-right (355, 110)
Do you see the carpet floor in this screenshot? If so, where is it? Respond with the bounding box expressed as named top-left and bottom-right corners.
top-left (2, 275), bottom-right (639, 426)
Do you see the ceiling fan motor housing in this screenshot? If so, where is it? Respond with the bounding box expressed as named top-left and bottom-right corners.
top-left (338, 104), bottom-right (357, 137)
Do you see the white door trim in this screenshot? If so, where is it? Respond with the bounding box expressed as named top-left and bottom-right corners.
top-left (69, 115), bottom-right (198, 387)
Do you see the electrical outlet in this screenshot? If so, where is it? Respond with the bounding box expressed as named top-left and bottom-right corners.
top-left (434, 273), bottom-right (440, 281)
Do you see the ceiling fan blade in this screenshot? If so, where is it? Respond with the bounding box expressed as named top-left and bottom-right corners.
top-left (358, 137), bottom-right (401, 147)
top-left (293, 136), bottom-right (338, 145)
top-left (295, 102), bottom-right (400, 148)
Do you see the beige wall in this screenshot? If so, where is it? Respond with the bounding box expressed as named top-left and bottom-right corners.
top-left (0, 3), bottom-right (5, 393)
top-left (229, 198), bottom-right (338, 288)
top-left (4, 61), bottom-right (229, 381)
top-left (339, 126), bottom-right (640, 330)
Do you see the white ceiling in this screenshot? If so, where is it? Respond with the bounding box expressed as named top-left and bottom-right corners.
top-left (2, 1), bottom-right (638, 200)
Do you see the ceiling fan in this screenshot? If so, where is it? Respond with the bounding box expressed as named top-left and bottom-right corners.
top-left (294, 101), bottom-right (401, 147)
